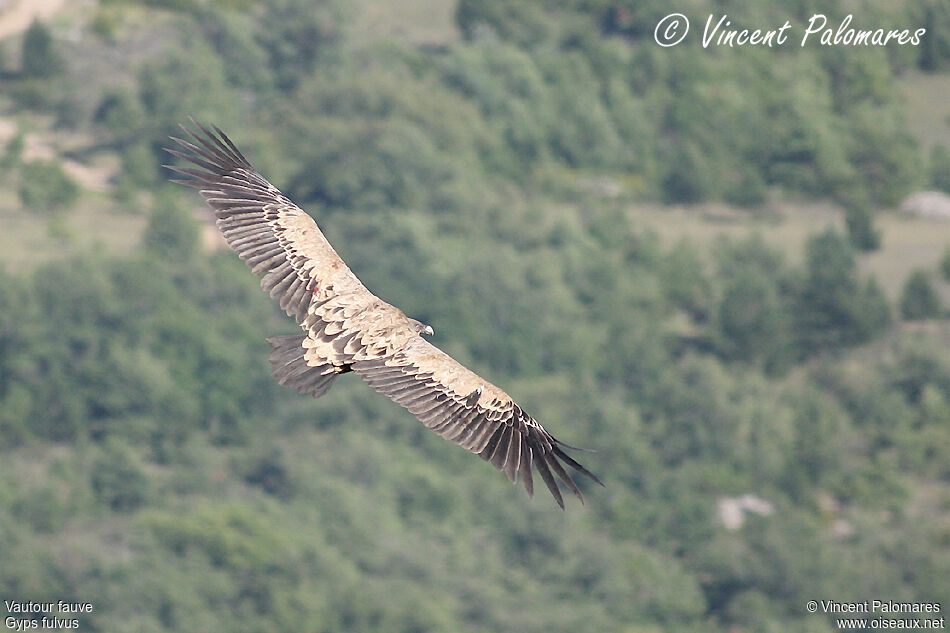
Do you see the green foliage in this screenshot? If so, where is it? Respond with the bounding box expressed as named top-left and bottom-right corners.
top-left (18, 160), bottom-right (79, 213)
top-left (254, 0), bottom-right (343, 90)
top-left (879, 339), bottom-right (950, 477)
top-left (661, 243), bottom-right (712, 319)
top-left (94, 88), bottom-right (145, 140)
top-left (239, 447), bottom-right (294, 499)
top-left (844, 205), bottom-right (881, 251)
top-left (144, 194), bottom-right (200, 260)
top-left (0, 1), bottom-right (948, 631)
top-left (930, 144), bottom-right (950, 192)
top-left (723, 169), bottom-right (769, 208)
top-left (2, 133), bottom-right (24, 167)
top-left (845, 106), bottom-right (922, 207)
top-left (456, 0), bottom-right (552, 45)
top-left (90, 5), bottom-right (122, 41)
top-left (92, 438), bottom-right (151, 512)
top-left (127, 38), bottom-right (241, 187)
top-left (711, 236), bottom-right (794, 374)
top-left (116, 141), bottom-right (158, 197)
top-left (716, 268), bottom-right (792, 373)
top-left (20, 19), bottom-right (62, 78)
top-left (663, 141), bottom-right (714, 204)
top-left (914, 0), bottom-right (950, 71)
top-left (142, 502), bottom-right (291, 571)
top-left (3, 0), bottom-right (930, 213)
top-left (941, 245), bottom-right (950, 281)
top-left (794, 228), bottom-right (891, 352)
top-left (289, 119), bottom-right (459, 211)
top-left (900, 269), bottom-right (942, 320)
top-left (2, 252), bottom-right (275, 446)
top-left (193, 7), bottom-right (272, 91)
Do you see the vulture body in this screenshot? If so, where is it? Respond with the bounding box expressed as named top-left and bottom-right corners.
top-left (166, 123), bottom-right (602, 507)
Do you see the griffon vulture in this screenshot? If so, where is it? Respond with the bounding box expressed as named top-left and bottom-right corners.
top-left (166, 122), bottom-right (602, 507)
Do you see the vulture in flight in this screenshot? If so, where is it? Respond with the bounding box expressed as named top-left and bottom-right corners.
top-left (166, 122), bottom-right (602, 507)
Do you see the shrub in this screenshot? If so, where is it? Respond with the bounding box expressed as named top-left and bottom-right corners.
top-left (21, 20), bottom-right (62, 78)
top-left (724, 169), bottom-right (769, 208)
top-left (18, 159), bottom-right (79, 213)
top-left (91, 439), bottom-right (150, 512)
top-left (255, 0), bottom-right (342, 90)
top-left (794, 228), bottom-right (891, 352)
top-left (845, 205), bottom-right (881, 251)
top-left (662, 141), bottom-right (714, 204)
top-left (931, 145), bottom-right (950, 193)
top-left (143, 194), bottom-right (200, 260)
top-left (716, 268), bottom-right (792, 373)
top-left (2, 133), bottom-right (24, 167)
top-left (900, 269), bottom-right (942, 320)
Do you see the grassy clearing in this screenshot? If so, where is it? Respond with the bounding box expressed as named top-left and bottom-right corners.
top-left (628, 199), bottom-right (844, 265)
top-left (0, 0), bottom-right (67, 40)
top-left (0, 192), bottom-right (147, 273)
top-left (3, 185), bottom-right (947, 305)
top-left (348, 0), bottom-right (459, 46)
top-left (862, 213), bottom-right (950, 300)
top-left (897, 70), bottom-right (950, 150)
top-left (628, 199), bottom-right (950, 301)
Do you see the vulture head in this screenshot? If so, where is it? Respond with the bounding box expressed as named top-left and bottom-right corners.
top-left (409, 318), bottom-right (434, 337)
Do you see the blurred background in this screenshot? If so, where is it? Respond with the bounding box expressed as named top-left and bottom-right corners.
top-left (1, 0), bottom-right (949, 631)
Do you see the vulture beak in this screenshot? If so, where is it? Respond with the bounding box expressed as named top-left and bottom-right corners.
top-left (422, 325), bottom-right (434, 336)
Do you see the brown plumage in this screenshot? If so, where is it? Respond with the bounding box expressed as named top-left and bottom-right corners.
top-left (165, 122), bottom-right (602, 508)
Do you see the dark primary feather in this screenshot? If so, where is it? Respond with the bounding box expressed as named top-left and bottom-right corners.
top-left (166, 122), bottom-right (603, 508)
top-left (352, 340), bottom-right (603, 508)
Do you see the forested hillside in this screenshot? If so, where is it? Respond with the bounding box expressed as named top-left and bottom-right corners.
top-left (1, 1), bottom-right (950, 631)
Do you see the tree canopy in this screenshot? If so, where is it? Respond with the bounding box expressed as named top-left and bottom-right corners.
top-left (1, 1), bottom-right (949, 632)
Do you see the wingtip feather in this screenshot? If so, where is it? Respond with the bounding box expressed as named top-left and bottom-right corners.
top-left (532, 451), bottom-right (564, 509)
top-left (553, 444), bottom-right (605, 487)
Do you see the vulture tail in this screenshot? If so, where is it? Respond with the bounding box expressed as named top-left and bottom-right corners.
top-left (266, 334), bottom-right (341, 399)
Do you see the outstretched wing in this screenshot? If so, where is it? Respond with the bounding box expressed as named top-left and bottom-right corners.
top-left (166, 122), bottom-right (367, 324)
top-left (167, 122), bottom-right (602, 507)
top-left (165, 122), bottom-right (417, 365)
top-left (353, 338), bottom-right (603, 508)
